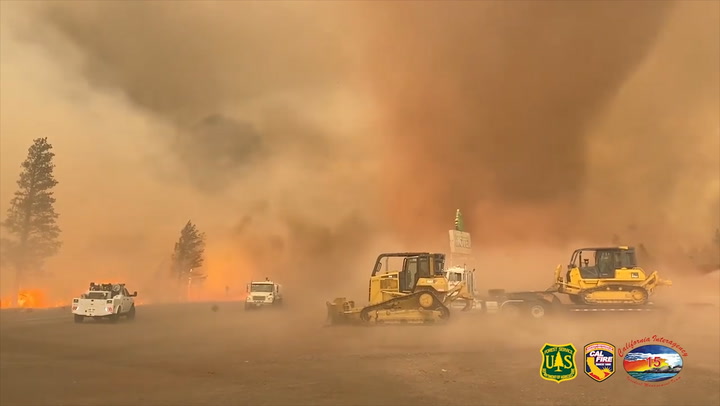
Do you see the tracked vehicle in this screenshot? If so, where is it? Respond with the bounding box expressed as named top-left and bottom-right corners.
top-left (326, 252), bottom-right (473, 325)
top-left (552, 246), bottom-right (671, 305)
top-left (481, 246), bottom-right (673, 319)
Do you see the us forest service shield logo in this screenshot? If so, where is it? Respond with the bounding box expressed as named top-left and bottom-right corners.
top-left (584, 342), bottom-right (616, 382)
top-left (540, 343), bottom-right (578, 383)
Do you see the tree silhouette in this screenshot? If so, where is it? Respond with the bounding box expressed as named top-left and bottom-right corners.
top-left (1, 138), bottom-right (61, 300)
top-left (170, 220), bottom-right (206, 288)
top-left (454, 209), bottom-right (465, 231)
top-left (553, 352), bottom-right (564, 372)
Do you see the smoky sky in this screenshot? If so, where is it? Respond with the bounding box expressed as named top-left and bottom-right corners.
top-left (37, 2), bottom-right (355, 126)
top-left (357, 1), bottom-right (718, 249)
top-left (365, 1), bottom-right (670, 218)
top-left (1, 0), bottom-right (717, 296)
top-left (34, 1), bottom-right (359, 193)
top-left (0, 1), bottom-right (379, 297)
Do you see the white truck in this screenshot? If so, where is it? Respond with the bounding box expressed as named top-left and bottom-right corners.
top-left (445, 264), bottom-right (479, 310)
top-left (244, 278), bottom-right (283, 310)
top-left (72, 282), bottom-right (137, 323)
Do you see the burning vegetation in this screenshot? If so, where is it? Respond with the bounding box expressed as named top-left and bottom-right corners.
top-left (0, 288), bottom-right (65, 309)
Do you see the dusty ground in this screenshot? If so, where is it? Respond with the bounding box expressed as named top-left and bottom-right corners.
top-left (1, 301), bottom-right (718, 406)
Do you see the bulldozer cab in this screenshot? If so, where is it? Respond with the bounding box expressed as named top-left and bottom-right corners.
top-left (569, 247), bottom-right (638, 280)
top-left (371, 252), bottom-right (445, 294)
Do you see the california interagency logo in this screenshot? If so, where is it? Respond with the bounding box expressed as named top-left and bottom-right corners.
top-left (540, 343), bottom-right (577, 383)
top-left (622, 343), bottom-right (684, 386)
top-left (584, 342), bottom-right (616, 382)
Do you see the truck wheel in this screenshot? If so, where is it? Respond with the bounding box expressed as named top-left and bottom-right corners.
top-left (500, 303), bottom-right (522, 318)
top-left (74, 314), bottom-right (84, 323)
top-left (109, 309), bottom-right (120, 323)
top-left (527, 302), bottom-right (548, 319)
top-left (126, 305), bottom-right (136, 320)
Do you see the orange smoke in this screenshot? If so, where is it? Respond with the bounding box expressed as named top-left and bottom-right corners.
top-left (186, 286), bottom-right (246, 303)
top-left (180, 243), bottom-right (254, 302)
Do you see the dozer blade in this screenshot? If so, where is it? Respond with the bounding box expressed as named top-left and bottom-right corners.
top-left (441, 281), bottom-right (474, 311)
top-left (325, 297), bottom-right (363, 326)
top-left (643, 271), bottom-right (673, 288)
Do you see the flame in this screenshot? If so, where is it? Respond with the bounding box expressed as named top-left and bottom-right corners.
top-left (18, 289), bottom-right (48, 308)
top-left (0, 288), bottom-right (65, 309)
top-left (0, 297), bottom-right (12, 309)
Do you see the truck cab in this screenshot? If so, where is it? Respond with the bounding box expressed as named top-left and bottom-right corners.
top-left (445, 266), bottom-right (475, 292)
top-left (444, 265), bottom-right (477, 310)
top-left (245, 278), bottom-right (283, 310)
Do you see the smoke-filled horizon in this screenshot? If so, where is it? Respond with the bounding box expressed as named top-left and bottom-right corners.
top-left (1, 1), bottom-right (718, 300)
top-left (360, 1), bottom-right (719, 249)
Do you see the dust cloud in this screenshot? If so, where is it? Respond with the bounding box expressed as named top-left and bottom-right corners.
top-left (0, 1), bottom-right (718, 305)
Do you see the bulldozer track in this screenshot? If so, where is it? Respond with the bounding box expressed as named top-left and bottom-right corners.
top-left (359, 291), bottom-right (450, 324)
top-left (568, 307), bottom-right (656, 313)
top-left (579, 284), bottom-right (650, 305)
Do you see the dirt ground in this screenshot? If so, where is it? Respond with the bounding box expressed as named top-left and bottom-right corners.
top-left (1, 301), bottom-right (718, 406)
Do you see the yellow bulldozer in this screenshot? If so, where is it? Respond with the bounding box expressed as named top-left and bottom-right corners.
top-left (552, 246), bottom-right (672, 305)
top-left (326, 252), bottom-right (474, 325)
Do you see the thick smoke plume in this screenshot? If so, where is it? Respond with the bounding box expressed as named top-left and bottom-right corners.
top-left (358, 1), bottom-right (719, 255)
top-left (0, 1), bottom-right (381, 300)
top-left (0, 1), bottom-right (717, 303)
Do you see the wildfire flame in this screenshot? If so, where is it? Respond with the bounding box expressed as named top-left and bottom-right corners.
top-left (0, 297), bottom-right (12, 309)
top-left (0, 289), bottom-right (65, 309)
top-left (0, 274), bottom-right (248, 309)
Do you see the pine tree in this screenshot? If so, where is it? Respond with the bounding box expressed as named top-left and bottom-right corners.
top-left (454, 209), bottom-right (465, 231)
top-left (553, 352), bottom-right (564, 372)
top-left (1, 138), bottom-right (62, 300)
top-left (170, 220), bottom-right (206, 287)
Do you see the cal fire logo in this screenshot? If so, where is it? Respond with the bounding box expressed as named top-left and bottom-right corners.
top-left (540, 343), bottom-right (577, 383)
top-left (584, 342), bottom-right (616, 382)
